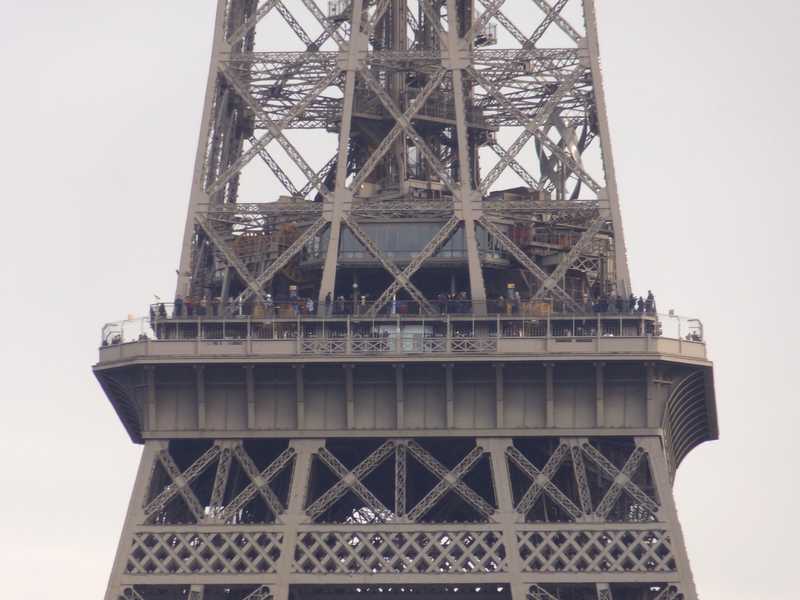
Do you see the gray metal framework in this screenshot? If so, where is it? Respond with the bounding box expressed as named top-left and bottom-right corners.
top-left (96, 3), bottom-right (716, 600)
top-left (176, 0), bottom-right (630, 316)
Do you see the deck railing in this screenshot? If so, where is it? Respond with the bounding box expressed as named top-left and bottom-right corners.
top-left (101, 311), bottom-right (704, 355)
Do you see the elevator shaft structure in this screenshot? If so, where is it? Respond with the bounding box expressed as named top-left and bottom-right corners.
top-left (95, 3), bottom-right (718, 600)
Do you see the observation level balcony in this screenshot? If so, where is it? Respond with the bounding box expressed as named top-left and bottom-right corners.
top-left (97, 305), bottom-right (708, 367)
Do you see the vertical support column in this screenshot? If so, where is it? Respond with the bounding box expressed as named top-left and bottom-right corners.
top-left (294, 365), bottom-right (305, 429)
top-left (485, 438), bottom-right (526, 600)
top-left (189, 584), bottom-right (205, 600)
top-left (596, 583), bottom-right (612, 600)
top-left (445, 363), bottom-right (455, 427)
top-left (104, 443), bottom-right (159, 600)
top-left (319, 1), bottom-right (366, 303)
top-left (245, 365), bottom-right (256, 429)
top-left (395, 364), bottom-right (405, 429)
top-left (144, 366), bottom-right (156, 432)
top-left (177, 0), bottom-right (232, 297)
top-left (344, 364), bottom-right (355, 428)
top-left (637, 436), bottom-right (699, 600)
top-left (445, 0), bottom-right (487, 311)
top-left (645, 362), bottom-right (658, 427)
top-left (272, 439), bottom-right (321, 600)
top-left (545, 362), bottom-right (555, 427)
top-left (494, 363), bottom-right (504, 428)
top-left (595, 361), bottom-right (605, 427)
top-left (195, 365), bottom-right (206, 430)
top-left (581, 0), bottom-right (632, 295)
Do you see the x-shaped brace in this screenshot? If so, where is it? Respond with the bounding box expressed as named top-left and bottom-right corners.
top-left (478, 68), bottom-right (583, 194)
top-left (218, 445), bottom-right (297, 522)
top-left (349, 68), bottom-right (447, 191)
top-left (119, 587), bottom-right (146, 600)
top-left (468, 65), bottom-right (603, 195)
top-left (235, 216), bottom-right (329, 305)
top-left (527, 585), bottom-right (559, 600)
top-left (228, 0), bottom-right (280, 46)
top-left (405, 441), bottom-right (495, 522)
top-left (506, 444), bottom-right (582, 521)
top-left (531, 214), bottom-right (606, 300)
top-left (366, 215), bottom-right (460, 316)
top-left (478, 216), bottom-right (582, 311)
top-left (531, 0), bottom-right (583, 43)
top-left (358, 66), bottom-right (459, 195)
top-left (342, 215), bottom-right (436, 314)
top-left (195, 214), bottom-right (269, 305)
top-left (211, 63), bottom-right (338, 201)
top-left (581, 443), bottom-right (660, 519)
top-left (305, 441), bottom-right (395, 521)
top-left (144, 444), bottom-right (220, 522)
top-left (652, 586), bottom-right (683, 600)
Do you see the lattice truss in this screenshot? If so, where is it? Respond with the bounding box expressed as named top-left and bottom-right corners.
top-left (183, 0), bottom-right (626, 313)
top-left (506, 438), bottom-right (661, 524)
top-left (304, 438), bottom-right (497, 524)
top-left (528, 583), bottom-right (685, 600)
top-left (118, 438), bottom-right (686, 597)
top-left (116, 583), bottom-right (685, 600)
top-left (143, 439), bottom-right (296, 526)
top-left (118, 584), bottom-right (272, 600)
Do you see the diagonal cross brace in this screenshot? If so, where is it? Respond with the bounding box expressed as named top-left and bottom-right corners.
top-left (478, 216), bottom-right (582, 311)
top-left (305, 441), bottom-right (395, 520)
top-left (531, 0), bottom-right (583, 43)
top-left (468, 66), bottom-right (603, 195)
top-left (533, 0), bottom-right (583, 43)
top-left (529, 0), bottom-right (571, 47)
top-left (532, 214), bottom-right (605, 300)
top-left (274, 0), bottom-right (314, 48)
top-left (219, 446), bottom-right (296, 522)
top-left (488, 142), bottom-right (540, 189)
top-left (252, 137), bottom-right (300, 196)
top-left (301, 0), bottom-right (346, 47)
top-left (506, 444), bottom-right (582, 520)
top-left (581, 443), bottom-right (660, 519)
top-left (349, 68), bottom-right (447, 192)
top-left (212, 64), bottom-right (340, 200)
top-left (477, 0), bottom-right (528, 46)
top-left (527, 585), bottom-right (560, 600)
top-left (146, 445), bottom-right (220, 522)
top-left (236, 216), bottom-right (329, 305)
top-left (366, 215), bottom-right (460, 316)
top-left (342, 215), bottom-right (436, 314)
top-left (228, 0), bottom-right (279, 46)
top-left (479, 69), bottom-right (583, 194)
top-left (466, 0), bottom-right (507, 43)
top-left (405, 441), bottom-right (496, 521)
top-left (358, 67), bottom-right (459, 195)
top-left (196, 215), bottom-right (269, 304)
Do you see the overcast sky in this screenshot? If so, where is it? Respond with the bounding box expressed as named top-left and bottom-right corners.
top-left (0, 2), bottom-right (797, 599)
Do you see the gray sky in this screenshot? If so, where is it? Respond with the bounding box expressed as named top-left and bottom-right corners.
top-left (0, 2), bottom-right (797, 598)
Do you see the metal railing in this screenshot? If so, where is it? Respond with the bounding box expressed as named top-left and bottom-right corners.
top-left (102, 310), bottom-right (704, 353)
top-left (146, 297), bottom-right (662, 320)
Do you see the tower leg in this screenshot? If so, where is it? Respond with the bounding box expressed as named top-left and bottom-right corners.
top-left (105, 443), bottom-right (158, 600)
top-left (639, 436), bottom-right (699, 600)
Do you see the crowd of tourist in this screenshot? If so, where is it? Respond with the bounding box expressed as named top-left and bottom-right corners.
top-left (149, 289), bottom-right (659, 321)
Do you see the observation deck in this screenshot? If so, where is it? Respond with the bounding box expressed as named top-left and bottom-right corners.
top-left (97, 306), bottom-right (709, 367)
top-left (94, 305), bottom-right (716, 482)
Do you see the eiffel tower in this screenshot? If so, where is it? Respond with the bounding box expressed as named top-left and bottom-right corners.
top-left (95, 2), bottom-right (718, 600)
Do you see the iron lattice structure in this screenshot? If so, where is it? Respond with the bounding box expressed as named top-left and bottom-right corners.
top-left (177, 0), bottom-right (630, 314)
top-left (95, 3), bottom-right (718, 600)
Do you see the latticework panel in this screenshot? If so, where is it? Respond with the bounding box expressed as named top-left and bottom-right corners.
top-left (518, 529), bottom-right (676, 573)
top-left (294, 530), bottom-right (507, 575)
top-left (126, 531), bottom-right (282, 575)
